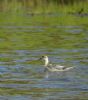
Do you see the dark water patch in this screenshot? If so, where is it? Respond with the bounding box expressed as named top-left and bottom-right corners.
top-left (70, 13), bottom-right (88, 17)
top-left (24, 12), bottom-right (63, 17)
top-left (56, 25), bottom-right (82, 29)
top-left (0, 25), bottom-right (50, 29)
top-left (65, 29), bottom-right (83, 34)
top-left (0, 25), bottom-right (83, 31)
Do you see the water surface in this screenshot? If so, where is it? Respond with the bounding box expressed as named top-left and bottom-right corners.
top-left (0, 1), bottom-right (88, 100)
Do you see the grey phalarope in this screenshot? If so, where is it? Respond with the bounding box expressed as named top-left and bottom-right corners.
top-left (39, 55), bottom-right (74, 72)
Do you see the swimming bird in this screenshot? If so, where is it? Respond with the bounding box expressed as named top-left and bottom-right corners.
top-left (39, 55), bottom-right (74, 72)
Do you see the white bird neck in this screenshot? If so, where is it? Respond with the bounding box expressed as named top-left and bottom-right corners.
top-left (44, 57), bottom-right (49, 67)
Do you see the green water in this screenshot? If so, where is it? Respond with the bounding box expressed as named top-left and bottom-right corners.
top-left (0, 1), bottom-right (88, 100)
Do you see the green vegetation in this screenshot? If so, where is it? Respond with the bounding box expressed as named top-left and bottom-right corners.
top-left (0, 0), bottom-right (88, 51)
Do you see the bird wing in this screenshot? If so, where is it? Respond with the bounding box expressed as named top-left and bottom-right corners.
top-left (47, 64), bottom-right (74, 72)
top-left (55, 65), bottom-right (74, 71)
top-left (54, 65), bottom-right (65, 70)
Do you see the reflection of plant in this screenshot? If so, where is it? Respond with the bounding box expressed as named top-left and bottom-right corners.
top-left (0, 0), bottom-right (88, 13)
top-left (0, 0), bottom-right (87, 50)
